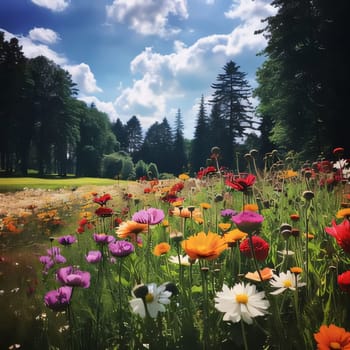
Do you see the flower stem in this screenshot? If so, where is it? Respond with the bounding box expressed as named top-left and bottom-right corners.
top-left (240, 319), bottom-right (249, 350)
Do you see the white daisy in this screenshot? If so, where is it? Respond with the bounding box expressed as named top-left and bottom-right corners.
top-left (129, 283), bottom-right (172, 318)
top-left (269, 270), bottom-right (306, 295)
top-left (168, 255), bottom-right (195, 266)
top-left (214, 282), bottom-right (270, 324)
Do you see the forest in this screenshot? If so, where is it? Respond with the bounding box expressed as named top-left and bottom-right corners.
top-left (0, 0), bottom-right (347, 179)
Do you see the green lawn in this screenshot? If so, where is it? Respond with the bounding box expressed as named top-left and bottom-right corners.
top-left (0, 177), bottom-right (122, 192)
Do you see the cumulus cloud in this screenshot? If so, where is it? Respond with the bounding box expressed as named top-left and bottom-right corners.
top-left (78, 96), bottom-right (118, 120)
top-left (29, 27), bottom-right (60, 44)
top-left (65, 63), bottom-right (102, 94)
top-left (106, 0), bottom-right (188, 37)
top-left (31, 0), bottom-right (70, 12)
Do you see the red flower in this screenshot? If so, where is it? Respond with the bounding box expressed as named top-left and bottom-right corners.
top-left (333, 147), bottom-right (345, 157)
top-left (95, 207), bottom-right (113, 217)
top-left (196, 166), bottom-right (217, 179)
top-left (338, 271), bottom-right (350, 293)
top-left (325, 219), bottom-right (350, 254)
top-left (290, 214), bottom-right (300, 221)
top-left (225, 173), bottom-right (256, 192)
top-left (93, 193), bottom-right (112, 206)
top-left (239, 235), bottom-right (269, 261)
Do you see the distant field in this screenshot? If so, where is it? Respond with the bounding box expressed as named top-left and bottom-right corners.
top-left (0, 177), bottom-right (121, 192)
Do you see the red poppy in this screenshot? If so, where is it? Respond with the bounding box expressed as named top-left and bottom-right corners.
top-left (325, 219), bottom-right (350, 254)
top-left (196, 166), bottom-right (217, 179)
top-left (239, 235), bottom-right (269, 261)
top-left (225, 173), bottom-right (256, 192)
top-left (338, 271), bottom-right (350, 293)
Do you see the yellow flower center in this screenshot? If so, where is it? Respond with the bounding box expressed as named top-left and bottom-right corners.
top-left (330, 342), bottom-right (341, 349)
top-left (236, 293), bottom-right (248, 304)
top-left (145, 293), bottom-right (154, 303)
top-left (283, 280), bottom-right (292, 288)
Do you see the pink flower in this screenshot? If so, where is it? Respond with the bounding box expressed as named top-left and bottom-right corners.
top-left (232, 211), bottom-right (264, 234)
top-left (132, 208), bottom-right (165, 225)
top-left (325, 219), bottom-right (350, 254)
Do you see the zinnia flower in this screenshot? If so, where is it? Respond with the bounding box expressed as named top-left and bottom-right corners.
top-left (153, 242), bottom-right (171, 256)
top-left (269, 270), bottom-right (306, 295)
top-left (132, 208), bottom-right (165, 225)
top-left (338, 271), bottom-right (350, 293)
top-left (214, 282), bottom-right (269, 324)
top-left (232, 211), bottom-right (264, 234)
top-left (325, 219), bottom-right (350, 254)
top-left (86, 250), bottom-right (102, 263)
top-left (116, 221), bottom-right (148, 240)
top-left (129, 282), bottom-right (172, 318)
top-left (181, 231), bottom-right (227, 261)
top-left (239, 236), bottom-right (269, 261)
top-left (314, 324), bottom-right (350, 350)
top-left (225, 173), bottom-right (256, 192)
top-left (56, 266), bottom-right (91, 288)
top-left (58, 235), bottom-right (77, 246)
top-left (109, 240), bottom-right (134, 257)
top-left (44, 286), bottom-right (73, 311)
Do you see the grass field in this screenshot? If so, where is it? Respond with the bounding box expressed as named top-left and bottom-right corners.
top-left (0, 176), bottom-right (121, 192)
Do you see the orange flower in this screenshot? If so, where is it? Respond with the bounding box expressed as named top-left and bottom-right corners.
top-left (243, 203), bottom-right (259, 212)
top-left (314, 324), bottom-right (350, 350)
top-left (218, 223), bottom-right (231, 233)
top-left (224, 229), bottom-right (247, 244)
top-left (200, 202), bottom-right (211, 210)
top-left (290, 213), bottom-right (300, 221)
top-left (181, 231), bottom-right (227, 261)
top-left (336, 208), bottom-right (350, 219)
top-left (290, 267), bottom-right (303, 275)
top-left (116, 221), bottom-right (148, 240)
top-left (153, 242), bottom-right (171, 256)
top-left (245, 267), bottom-right (274, 282)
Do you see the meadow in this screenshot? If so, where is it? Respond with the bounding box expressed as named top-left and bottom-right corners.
top-left (0, 149), bottom-right (350, 350)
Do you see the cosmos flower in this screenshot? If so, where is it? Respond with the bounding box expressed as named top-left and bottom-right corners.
top-left (314, 324), bottom-right (350, 350)
top-left (325, 219), bottom-right (350, 254)
top-left (232, 211), bottom-right (264, 234)
top-left (132, 208), bottom-right (165, 225)
top-left (214, 282), bottom-right (269, 324)
top-left (129, 282), bottom-right (172, 318)
top-left (181, 231), bottom-right (227, 261)
top-left (44, 286), bottom-right (73, 311)
top-left (56, 266), bottom-right (91, 288)
top-left (239, 236), bottom-right (269, 261)
top-left (116, 221), bottom-right (148, 240)
top-left (57, 235), bottom-right (77, 246)
top-left (269, 270), bottom-right (306, 295)
top-left (108, 240), bottom-right (134, 257)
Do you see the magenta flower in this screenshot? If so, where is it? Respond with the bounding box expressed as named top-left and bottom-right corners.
top-left (44, 286), bottom-right (73, 311)
top-left (58, 235), bottom-right (77, 246)
top-left (132, 208), bottom-right (165, 225)
top-left (93, 233), bottom-right (115, 244)
top-left (57, 266), bottom-right (91, 288)
top-left (232, 211), bottom-right (264, 234)
top-left (86, 250), bottom-right (103, 263)
top-left (39, 247), bottom-right (66, 273)
top-left (109, 240), bottom-right (135, 257)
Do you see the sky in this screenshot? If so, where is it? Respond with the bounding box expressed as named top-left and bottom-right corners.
top-left (0, 0), bottom-right (276, 139)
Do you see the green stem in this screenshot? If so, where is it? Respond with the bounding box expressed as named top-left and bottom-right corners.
top-left (240, 319), bottom-right (249, 350)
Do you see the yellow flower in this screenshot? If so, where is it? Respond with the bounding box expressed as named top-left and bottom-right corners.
top-left (182, 231), bottom-right (227, 260)
top-left (171, 200), bottom-right (184, 208)
top-left (279, 170), bottom-right (298, 179)
top-left (162, 220), bottom-right (169, 227)
top-left (200, 202), bottom-right (211, 210)
top-left (153, 242), bottom-right (171, 256)
top-left (224, 229), bottom-right (247, 244)
top-left (218, 223), bottom-right (231, 233)
top-left (178, 173), bottom-right (190, 181)
top-left (336, 208), bottom-right (350, 219)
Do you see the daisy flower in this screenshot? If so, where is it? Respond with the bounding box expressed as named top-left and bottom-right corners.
top-left (269, 270), bottom-right (306, 295)
top-left (214, 282), bottom-right (270, 324)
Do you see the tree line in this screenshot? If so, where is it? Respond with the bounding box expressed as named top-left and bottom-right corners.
top-left (1, 0), bottom-right (347, 178)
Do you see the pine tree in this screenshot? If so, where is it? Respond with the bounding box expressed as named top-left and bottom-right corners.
top-left (172, 109), bottom-right (187, 174)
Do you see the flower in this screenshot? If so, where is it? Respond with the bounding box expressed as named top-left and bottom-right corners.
top-left (39, 247), bottom-right (66, 273)
top-left (93, 233), bottom-right (115, 245)
top-left (245, 267), bottom-right (274, 282)
top-left (109, 240), bottom-right (134, 257)
top-left (178, 173), bottom-right (190, 181)
top-left (214, 282), bottom-right (269, 324)
top-left (224, 229), bottom-right (247, 245)
top-left (269, 270), bottom-right (306, 295)
top-left (200, 202), bottom-right (211, 210)
top-left (225, 173), bottom-right (256, 192)
top-left (153, 242), bottom-right (171, 256)
top-left (44, 286), bottom-right (73, 311)
top-left (239, 236), bottom-right (270, 261)
top-left (181, 231), bottom-right (227, 261)
top-left (338, 271), bottom-right (350, 293)
top-left (314, 324), bottom-right (350, 350)
top-left (325, 219), bottom-right (350, 254)
top-left (95, 207), bottom-right (113, 217)
top-left (56, 266), bottom-right (91, 288)
top-left (232, 211), bottom-right (264, 234)
top-left (86, 250), bottom-right (102, 263)
top-left (333, 147), bottom-right (345, 156)
top-left (221, 208), bottom-right (238, 218)
top-left (243, 203), bottom-right (259, 212)
top-left (58, 235), bottom-right (77, 246)
top-left (116, 221), bottom-right (148, 240)
top-left (336, 208), bottom-right (350, 219)
top-left (93, 193), bottom-right (112, 205)
top-left (129, 282), bottom-right (172, 318)
top-left (132, 208), bottom-right (165, 225)
top-left (290, 213), bottom-right (300, 221)
top-left (168, 255), bottom-right (195, 266)
top-left (218, 223), bottom-right (231, 233)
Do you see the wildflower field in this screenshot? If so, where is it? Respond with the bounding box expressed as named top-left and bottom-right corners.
top-left (1, 148), bottom-right (350, 350)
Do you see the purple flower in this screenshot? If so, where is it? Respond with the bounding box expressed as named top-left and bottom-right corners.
top-left (58, 235), bottom-right (77, 246)
top-left (44, 286), bottom-right (73, 311)
top-left (132, 208), bottom-right (165, 225)
top-left (57, 266), bottom-right (91, 288)
top-left (232, 211), bottom-right (264, 234)
top-left (109, 240), bottom-right (135, 257)
top-left (86, 250), bottom-right (102, 263)
top-left (39, 247), bottom-right (66, 273)
top-left (93, 233), bottom-right (115, 244)
top-left (221, 209), bottom-right (238, 218)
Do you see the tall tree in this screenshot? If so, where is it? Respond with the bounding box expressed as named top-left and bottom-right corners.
top-left (210, 61), bottom-right (254, 164)
top-left (111, 118), bottom-right (128, 151)
top-left (125, 116), bottom-right (143, 156)
top-left (191, 95), bottom-right (211, 172)
top-left (172, 109), bottom-right (187, 174)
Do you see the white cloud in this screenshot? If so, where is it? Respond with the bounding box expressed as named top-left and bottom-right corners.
top-left (31, 0), bottom-right (70, 12)
top-left (65, 63), bottom-right (103, 94)
top-left (78, 96), bottom-right (118, 121)
top-left (29, 27), bottom-right (60, 44)
top-left (106, 0), bottom-right (188, 37)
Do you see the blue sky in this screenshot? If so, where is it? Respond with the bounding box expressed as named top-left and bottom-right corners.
top-left (0, 0), bottom-right (276, 139)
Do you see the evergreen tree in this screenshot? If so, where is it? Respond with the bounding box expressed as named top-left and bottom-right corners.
top-left (111, 118), bottom-right (128, 151)
top-left (210, 61), bottom-right (254, 165)
top-left (125, 116), bottom-right (143, 156)
top-left (172, 109), bottom-right (187, 174)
